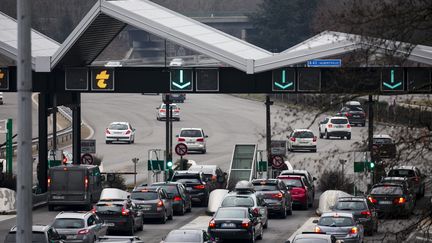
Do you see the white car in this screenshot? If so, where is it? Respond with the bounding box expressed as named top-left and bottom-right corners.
top-left (156, 103), bottom-right (180, 121)
top-left (169, 58), bottom-right (184, 67)
top-left (176, 128), bottom-right (207, 154)
top-left (288, 129), bottom-right (317, 152)
top-left (105, 122), bottom-right (136, 144)
top-left (318, 116), bottom-right (351, 140)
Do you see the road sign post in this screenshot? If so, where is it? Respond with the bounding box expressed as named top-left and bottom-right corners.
top-left (80, 153), bottom-right (94, 165)
top-left (6, 118), bottom-right (12, 174)
top-left (132, 157), bottom-right (139, 187)
top-left (271, 155), bottom-right (284, 170)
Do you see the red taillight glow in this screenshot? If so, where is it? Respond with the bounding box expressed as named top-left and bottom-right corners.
top-left (178, 138), bottom-right (185, 142)
top-left (350, 227), bottom-right (358, 235)
top-left (125, 130), bottom-right (131, 135)
top-left (193, 185), bottom-right (205, 190)
top-left (91, 206), bottom-right (97, 214)
top-left (242, 220), bottom-right (250, 228)
top-left (209, 219), bottom-right (216, 228)
top-left (347, 124), bottom-right (351, 128)
top-left (361, 210), bottom-right (371, 217)
top-left (345, 113), bottom-right (353, 117)
top-left (121, 207), bottom-right (130, 216)
top-left (160, 109), bottom-right (166, 112)
top-left (328, 123), bottom-right (333, 128)
top-left (272, 192), bottom-right (283, 199)
top-left (105, 129), bottom-right (110, 134)
top-left (394, 197), bottom-right (406, 204)
top-left (196, 138), bottom-right (204, 142)
top-left (47, 177), bottom-right (51, 188)
top-left (368, 196), bottom-right (377, 204)
top-left (78, 229), bottom-right (90, 235)
top-left (173, 196), bottom-right (182, 201)
top-left (84, 176), bottom-right (88, 189)
top-left (313, 136), bottom-right (317, 142)
top-left (290, 137), bottom-right (296, 142)
top-left (62, 155), bottom-right (68, 164)
top-left (157, 200), bottom-right (164, 207)
top-left (314, 226), bottom-right (321, 233)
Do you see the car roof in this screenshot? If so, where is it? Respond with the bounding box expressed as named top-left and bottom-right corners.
top-left (278, 175), bottom-right (303, 180)
top-left (329, 116), bottom-right (348, 119)
top-left (382, 177), bottom-right (408, 181)
top-left (55, 211), bottom-right (92, 219)
top-left (109, 122), bottom-right (129, 125)
top-left (292, 129), bottom-right (313, 132)
top-left (280, 169), bottom-right (309, 175)
top-left (294, 233), bottom-right (333, 240)
top-left (373, 134), bottom-right (392, 139)
top-left (321, 212), bottom-right (354, 218)
top-left (151, 182), bottom-right (181, 186)
top-left (168, 229), bottom-right (202, 235)
top-left (337, 197), bottom-right (366, 202)
top-left (188, 165), bottom-right (217, 174)
top-left (252, 179), bottom-right (279, 184)
top-left (218, 206), bottom-right (249, 212)
top-left (345, 101), bottom-right (361, 106)
top-left (180, 128), bottom-right (203, 131)
top-left (391, 166), bottom-right (416, 170)
top-left (373, 183), bottom-right (403, 188)
top-left (10, 225), bottom-right (50, 232)
top-left (174, 170), bottom-right (201, 175)
top-left (132, 186), bottom-right (160, 192)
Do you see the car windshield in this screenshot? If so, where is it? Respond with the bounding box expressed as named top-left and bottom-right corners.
top-left (293, 131), bottom-right (314, 138)
top-left (108, 123), bottom-right (128, 130)
top-left (172, 176), bottom-right (200, 184)
top-left (216, 208), bottom-right (247, 218)
top-left (52, 218), bottom-right (85, 229)
top-left (373, 138), bottom-right (393, 144)
top-left (330, 118), bottom-right (348, 124)
top-left (318, 216), bottom-right (354, 227)
top-left (370, 186), bottom-right (403, 195)
top-left (131, 191), bottom-right (158, 200)
top-left (334, 201), bottom-right (367, 211)
top-left (279, 178), bottom-right (303, 187)
top-left (388, 169), bottom-right (415, 177)
top-left (221, 196), bottom-right (254, 207)
top-left (95, 203), bottom-right (123, 212)
top-left (180, 130), bottom-right (202, 137)
top-left (294, 239), bottom-right (329, 243)
top-left (5, 232), bottom-right (46, 243)
top-left (252, 184), bottom-right (278, 191)
top-left (165, 231), bottom-right (201, 242)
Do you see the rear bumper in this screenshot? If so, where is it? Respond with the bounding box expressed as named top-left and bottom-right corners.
top-left (348, 117), bottom-right (365, 124)
top-left (185, 143), bottom-right (206, 151)
top-left (209, 229), bottom-right (252, 240)
top-left (291, 145), bottom-right (316, 150)
top-left (106, 135), bottom-right (132, 141)
top-left (327, 131), bottom-right (350, 137)
top-left (103, 219), bottom-right (133, 232)
top-left (291, 194), bottom-right (307, 204)
top-left (48, 197), bottom-right (90, 206)
top-left (189, 192), bottom-right (207, 202)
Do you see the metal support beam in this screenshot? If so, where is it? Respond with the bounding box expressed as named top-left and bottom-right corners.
top-left (38, 93), bottom-right (48, 193)
top-left (164, 94), bottom-right (171, 175)
top-left (265, 95), bottom-right (273, 177)
top-left (52, 93), bottom-right (57, 151)
top-left (368, 95), bottom-right (374, 184)
top-left (16, 0), bottom-right (33, 241)
top-left (72, 93), bottom-right (81, 165)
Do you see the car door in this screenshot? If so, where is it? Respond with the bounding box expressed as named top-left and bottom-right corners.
top-left (279, 181), bottom-right (290, 207)
top-left (179, 185), bottom-right (191, 208)
top-left (302, 177), bottom-right (313, 202)
top-left (319, 118), bottom-right (329, 132)
top-left (161, 189), bottom-right (173, 216)
top-left (256, 196), bottom-right (268, 225)
top-left (94, 214), bottom-right (108, 237)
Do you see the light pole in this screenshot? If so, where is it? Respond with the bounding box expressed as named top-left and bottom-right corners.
top-left (339, 159), bottom-right (347, 186)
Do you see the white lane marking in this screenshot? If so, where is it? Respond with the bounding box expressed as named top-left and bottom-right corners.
top-left (286, 217), bottom-right (319, 242)
top-left (180, 216), bottom-right (211, 230)
top-left (0, 215), bottom-right (16, 223)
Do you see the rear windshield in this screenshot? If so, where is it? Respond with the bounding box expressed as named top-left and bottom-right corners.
top-left (252, 184), bottom-right (278, 191)
top-left (216, 209), bottom-right (247, 218)
top-left (334, 201), bottom-right (367, 211)
top-left (331, 118), bottom-right (348, 124)
top-left (319, 217), bottom-right (354, 227)
top-left (5, 232), bottom-right (46, 243)
top-left (293, 131), bottom-right (314, 138)
top-left (152, 185), bottom-right (178, 195)
top-left (388, 169), bottom-right (415, 177)
top-left (131, 191), bottom-right (158, 200)
top-left (370, 186), bottom-right (403, 195)
top-left (347, 105), bottom-right (363, 111)
top-left (180, 130), bottom-right (202, 137)
top-left (279, 178), bottom-right (303, 187)
top-left (221, 196), bottom-right (254, 207)
top-left (52, 218), bottom-right (85, 229)
top-left (161, 104), bottom-right (178, 109)
top-left (95, 203), bottom-right (124, 212)
top-left (165, 232), bottom-right (201, 242)
top-left (172, 176), bottom-right (200, 184)
top-left (373, 138), bottom-right (393, 144)
top-left (51, 170), bottom-right (84, 192)
top-left (108, 123), bottom-right (128, 130)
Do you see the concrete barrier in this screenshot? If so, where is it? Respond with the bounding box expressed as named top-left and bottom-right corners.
top-left (0, 188), bottom-right (16, 214)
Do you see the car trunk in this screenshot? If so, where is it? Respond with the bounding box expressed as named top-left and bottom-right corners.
top-left (133, 199), bottom-right (159, 212)
top-left (95, 203), bottom-right (129, 224)
top-left (319, 226), bottom-right (353, 238)
top-left (371, 194), bottom-right (403, 207)
top-left (56, 228), bottom-right (85, 240)
top-left (255, 191), bottom-right (281, 203)
top-left (214, 218), bottom-right (245, 229)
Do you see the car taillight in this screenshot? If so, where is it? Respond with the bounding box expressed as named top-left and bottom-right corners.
top-left (125, 130), bottom-right (131, 135)
top-left (173, 196), bottom-right (182, 201)
top-left (78, 229), bottom-right (90, 235)
top-left (290, 137), bottom-right (296, 142)
top-left (160, 109), bottom-right (166, 112)
top-left (121, 207), bottom-right (130, 216)
top-left (314, 226), bottom-right (321, 233)
top-left (91, 206), bottom-right (97, 214)
top-left (174, 109), bottom-right (180, 113)
top-left (328, 123), bottom-right (333, 128)
top-left (242, 220), bottom-right (250, 228)
top-left (62, 155), bottom-right (68, 164)
top-left (272, 192), bottom-right (283, 199)
top-left (178, 138), bottom-right (185, 142)
top-left (157, 200), bottom-right (164, 207)
top-left (212, 175), bottom-right (217, 181)
top-left (368, 196), bottom-right (377, 204)
top-left (196, 138), bottom-right (204, 142)
top-left (209, 219), bottom-right (216, 228)
top-left (193, 185), bottom-right (205, 190)
top-left (361, 210), bottom-right (371, 217)
top-left (47, 177), bottom-right (51, 188)
top-left (313, 136), bottom-right (317, 142)
top-left (349, 227), bottom-right (358, 235)
top-left (105, 129), bottom-right (110, 134)
top-left (394, 197), bottom-right (406, 204)
top-left (347, 124), bottom-right (351, 128)
top-left (345, 113), bottom-right (353, 117)
top-left (84, 176), bottom-right (88, 190)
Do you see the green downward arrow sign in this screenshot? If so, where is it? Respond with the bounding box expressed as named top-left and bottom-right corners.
top-left (274, 69), bottom-right (294, 90)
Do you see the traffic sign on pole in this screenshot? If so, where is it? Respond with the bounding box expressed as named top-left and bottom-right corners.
top-left (175, 143), bottom-right (188, 156)
top-left (271, 155), bottom-right (284, 169)
top-left (81, 153), bottom-right (94, 165)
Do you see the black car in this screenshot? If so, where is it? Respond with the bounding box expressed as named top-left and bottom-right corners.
top-left (208, 207), bottom-right (263, 243)
top-left (93, 199), bottom-right (143, 235)
top-left (367, 183), bottom-right (415, 218)
top-left (131, 186), bottom-right (174, 224)
top-left (251, 179), bottom-right (293, 218)
top-left (337, 101), bottom-right (366, 126)
top-left (162, 93), bottom-right (185, 103)
top-left (372, 135), bottom-right (397, 159)
top-left (333, 196), bottom-right (379, 235)
top-left (150, 182), bottom-right (192, 215)
top-left (387, 166), bottom-right (426, 198)
top-left (171, 171), bottom-right (210, 206)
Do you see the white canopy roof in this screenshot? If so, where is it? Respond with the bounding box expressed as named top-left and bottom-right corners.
top-left (0, 11), bottom-right (60, 68)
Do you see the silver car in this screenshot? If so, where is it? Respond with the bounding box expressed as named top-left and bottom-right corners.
top-left (313, 212), bottom-right (364, 243)
top-left (156, 103), bottom-right (180, 121)
top-left (52, 211), bottom-right (107, 243)
top-left (176, 128), bottom-right (208, 154)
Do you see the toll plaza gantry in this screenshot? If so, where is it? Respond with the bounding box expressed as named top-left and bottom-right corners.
top-left (0, 0), bottom-right (432, 192)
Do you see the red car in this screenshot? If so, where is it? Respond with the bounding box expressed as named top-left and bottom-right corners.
top-left (277, 176), bottom-right (313, 209)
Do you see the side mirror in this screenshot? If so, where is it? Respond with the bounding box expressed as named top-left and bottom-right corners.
top-left (205, 135), bottom-right (209, 138)
top-left (312, 219), bottom-right (319, 224)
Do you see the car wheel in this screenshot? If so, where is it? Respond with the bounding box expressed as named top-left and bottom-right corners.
top-left (319, 130), bottom-right (323, 139)
top-left (280, 207), bottom-right (287, 219)
top-left (186, 203), bottom-right (192, 213)
top-left (168, 211), bottom-right (173, 220)
top-left (347, 134), bottom-right (351, 140)
top-left (287, 203), bottom-right (293, 215)
top-left (263, 219), bottom-right (268, 229)
top-left (160, 212), bottom-right (167, 224)
top-left (139, 220), bottom-right (144, 231)
top-left (202, 149), bottom-right (207, 154)
top-left (325, 130), bottom-right (329, 139)
top-left (257, 228), bottom-right (263, 240)
top-left (105, 140), bottom-right (110, 144)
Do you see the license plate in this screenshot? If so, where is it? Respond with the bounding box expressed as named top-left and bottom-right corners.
top-left (52, 195), bottom-right (64, 199)
top-left (106, 223), bottom-right (115, 226)
top-left (221, 223), bottom-right (236, 228)
top-left (187, 187), bottom-right (192, 191)
top-left (354, 115), bottom-right (360, 118)
top-left (300, 141), bottom-right (309, 144)
top-left (66, 235), bottom-right (76, 239)
top-left (379, 201), bottom-right (392, 205)
top-left (142, 207), bottom-right (151, 211)
top-left (336, 125), bottom-right (343, 128)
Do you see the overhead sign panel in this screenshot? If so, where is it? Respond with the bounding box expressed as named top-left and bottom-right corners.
top-left (298, 68), bottom-right (321, 92)
top-left (196, 68), bottom-right (219, 92)
top-left (65, 68), bottom-right (88, 91)
top-left (407, 68), bottom-right (431, 92)
top-left (381, 68), bottom-right (404, 92)
top-left (91, 68), bottom-right (115, 91)
top-left (170, 69), bottom-right (193, 92)
top-left (272, 68), bottom-right (295, 92)
top-left (81, 139), bottom-right (96, 154)
top-left (307, 59), bottom-right (342, 68)
top-left (0, 68), bottom-right (9, 91)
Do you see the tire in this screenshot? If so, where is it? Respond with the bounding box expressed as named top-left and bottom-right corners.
top-left (168, 211), bottom-right (173, 220)
top-left (202, 149), bottom-right (207, 154)
top-left (325, 130), bottom-right (329, 139)
top-left (319, 129), bottom-right (323, 138)
top-left (48, 205), bottom-right (55, 211)
top-left (263, 220), bottom-right (268, 229)
top-left (257, 228), bottom-right (263, 240)
top-left (178, 203), bottom-right (185, 216)
top-left (160, 212), bottom-right (167, 224)
top-left (286, 202), bottom-right (293, 216)
top-left (138, 220), bottom-right (144, 231)
top-left (186, 203), bottom-right (192, 213)
top-left (280, 207), bottom-right (287, 219)
top-left (362, 122), bottom-right (366, 127)
top-left (302, 199), bottom-right (309, 210)
top-left (105, 140), bottom-right (110, 144)
top-left (347, 134), bottom-right (351, 140)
